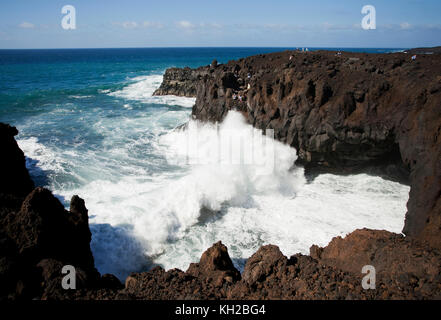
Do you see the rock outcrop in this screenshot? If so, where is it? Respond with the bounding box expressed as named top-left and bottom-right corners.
top-left (155, 50), bottom-right (441, 249)
top-left (310, 229), bottom-right (441, 299)
top-left (104, 234), bottom-right (441, 300)
top-left (0, 123), bottom-right (115, 300)
top-left (0, 123), bottom-right (34, 207)
top-left (153, 66), bottom-right (211, 97)
top-left (122, 242), bottom-right (240, 300)
top-left (407, 46), bottom-right (441, 55)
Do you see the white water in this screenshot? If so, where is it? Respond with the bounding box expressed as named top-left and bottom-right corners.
top-left (110, 75), bottom-right (196, 108)
top-left (17, 75), bottom-right (410, 280)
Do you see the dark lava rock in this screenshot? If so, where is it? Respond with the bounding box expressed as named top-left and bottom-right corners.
top-left (0, 124), bottom-right (101, 300)
top-left (310, 229), bottom-right (441, 287)
top-left (242, 245), bottom-right (286, 286)
top-left (7, 188), bottom-right (96, 271)
top-left (153, 66), bottom-right (209, 97)
top-left (187, 241), bottom-right (241, 286)
top-left (0, 123), bottom-right (34, 204)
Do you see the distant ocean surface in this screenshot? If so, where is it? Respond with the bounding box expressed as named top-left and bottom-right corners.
top-left (0, 48), bottom-right (410, 280)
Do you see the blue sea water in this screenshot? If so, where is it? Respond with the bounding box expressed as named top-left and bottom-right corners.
top-left (0, 48), bottom-right (410, 280)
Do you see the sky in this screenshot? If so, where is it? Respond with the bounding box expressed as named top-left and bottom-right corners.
top-left (0, 0), bottom-right (440, 49)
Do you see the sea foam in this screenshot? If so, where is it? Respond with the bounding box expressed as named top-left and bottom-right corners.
top-left (109, 75), bottom-right (196, 108)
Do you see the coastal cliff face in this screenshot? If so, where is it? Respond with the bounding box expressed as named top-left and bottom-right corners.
top-left (153, 66), bottom-right (210, 97)
top-left (155, 50), bottom-right (441, 249)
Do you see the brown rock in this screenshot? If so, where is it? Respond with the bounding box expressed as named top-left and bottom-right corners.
top-left (242, 245), bottom-right (286, 285)
top-left (187, 241), bottom-right (241, 286)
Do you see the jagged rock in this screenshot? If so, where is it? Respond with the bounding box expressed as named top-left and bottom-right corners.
top-left (242, 245), bottom-right (286, 285)
top-left (187, 241), bottom-right (241, 286)
top-left (0, 123), bottom-right (34, 205)
top-left (69, 195), bottom-right (92, 243)
top-left (310, 229), bottom-right (441, 288)
top-left (0, 188), bottom-right (100, 299)
top-left (0, 125), bottom-right (101, 299)
top-left (99, 274), bottom-right (123, 290)
top-left (121, 242), bottom-right (241, 300)
top-left (6, 188), bottom-right (95, 271)
top-left (153, 67), bottom-right (209, 97)
top-left (122, 267), bottom-right (213, 300)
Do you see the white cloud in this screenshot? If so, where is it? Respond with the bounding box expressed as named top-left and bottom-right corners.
top-left (19, 22), bottom-right (35, 29)
top-left (176, 21), bottom-right (194, 29)
top-left (143, 21), bottom-right (164, 29)
top-left (400, 22), bottom-right (411, 30)
top-left (209, 23), bottom-right (222, 29)
top-left (121, 21), bottom-right (138, 29)
top-left (113, 21), bottom-right (165, 29)
top-left (322, 22), bottom-right (358, 31)
top-left (112, 21), bottom-right (138, 29)
top-left (198, 22), bottom-right (223, 29)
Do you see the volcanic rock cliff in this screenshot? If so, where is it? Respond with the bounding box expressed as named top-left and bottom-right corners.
top-left (155, 49), bottom-right (441, 249)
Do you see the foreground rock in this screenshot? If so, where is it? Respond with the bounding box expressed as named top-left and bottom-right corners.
top-left (112, 235), bottom-right (441, 300)
top-left (155, 50), bottom-right (441, 249)
top-left (0, 123), bottom-right (119, 300)
top-left (122, 242), bottom-right (240, 300)
top-left (0, 123), bottom-right (34, 210)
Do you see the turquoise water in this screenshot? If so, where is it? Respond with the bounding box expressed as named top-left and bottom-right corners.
top-left (0, 48), bottom-right (410, 280)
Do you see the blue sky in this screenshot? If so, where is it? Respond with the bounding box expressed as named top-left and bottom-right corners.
top-left (0, 0), bottom-right (440, 48)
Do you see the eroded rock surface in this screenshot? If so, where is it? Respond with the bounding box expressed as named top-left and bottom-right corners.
top-left (153, 66), bottom-right (210, 97)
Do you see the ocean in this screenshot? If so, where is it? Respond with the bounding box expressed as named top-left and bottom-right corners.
top-left (0, 47), bottom-right (410, 280)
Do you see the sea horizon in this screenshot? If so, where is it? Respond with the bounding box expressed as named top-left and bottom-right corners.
top-left (0, 46), bottom-right (409, 51)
